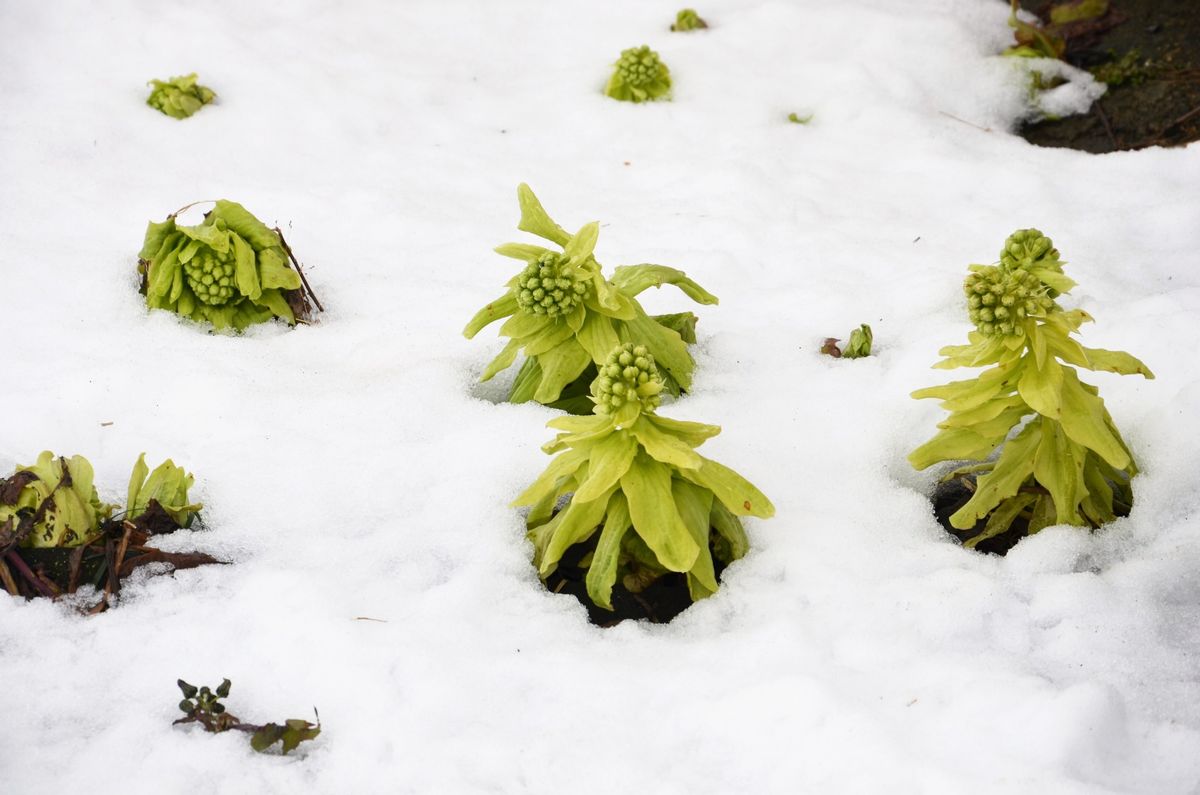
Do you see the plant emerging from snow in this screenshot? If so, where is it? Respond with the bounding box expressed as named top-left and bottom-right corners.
top-left (463, 184), bottom-right (717, 412)
top-left (0, 452), bottom-right (203, 550)
top-left (910, 229), bottom-right (1153, 548)
top-left (605, 46), bottom-right (672, 103)
top-left (671, 9), bottom-right (708, 31)
top-left (138, 200), bottom-right (314, 331)
top-left (146, 73), bottom-right (216, 119)
top-left (0, 453), bottom-right (113, 548)
top-left (514, 343), bottom-right (774, 610)
top-left (175, 679), bottom-right (321, 755)
top-left (126, 454), bottom-right (202, 529)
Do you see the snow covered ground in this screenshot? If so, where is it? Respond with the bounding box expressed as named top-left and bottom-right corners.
top-left (2, 0), bottom-right (1199, 791)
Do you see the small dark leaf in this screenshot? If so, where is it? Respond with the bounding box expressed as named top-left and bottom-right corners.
top-left (0, 471), bottom-right (39, 504)
top-left (212, 703), bottom-right (225, 714)
top-left (178, 680), bottom-right (198, 699)
top-left (216, 679), bottom-right (231, 698)
top-left (179, 699), bottom-right (195, 713)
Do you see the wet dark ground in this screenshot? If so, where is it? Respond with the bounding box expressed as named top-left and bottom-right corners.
top-left (1017, 0), bottom-right (1200, 152)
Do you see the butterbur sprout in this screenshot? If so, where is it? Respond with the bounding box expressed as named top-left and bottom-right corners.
top-left (514, 344), bottom-right (774, 613)
top-left (146, 74), bottom-right (216, 119)
top-left (138, 200), bottom-right (319, 331)
top-left (464, 184), bottom-right (717, 412)
top-left (671, 9), bottom-right (708, 31)
top-left (910, 229), bottom-right (1153, 550)
top-left (605, 46), bottom-right (672, 103)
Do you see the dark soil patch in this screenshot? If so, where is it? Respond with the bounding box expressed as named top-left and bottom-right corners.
top-left (1018, 0), bottom-right (1200, 152)
top-left (544, 532), bottom-right (728, 626)
top-left (932, 474), bottom-right (1130, 555)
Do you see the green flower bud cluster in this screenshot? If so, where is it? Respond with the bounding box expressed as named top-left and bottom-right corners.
top-left (1000, 228), bottom-right (1060, 272)
top-left (593, 344), bottom-right (664, 415)
top-left (146, 73), bottom-right (215, 120)
top-left (184, 250), bottom-right (237, 306)
top-left (617, 46), bottom-right (664, 89)
top-left (139, 200), bottom-right (307, 331)
top-left (671, 9), bottom-right (708, 31)
top-left (605, 46), bottom-right (672, 103)
top-left (515, 252), bottom-right (591, 317)
top-left (964, 266), bottom-right (1056, 338)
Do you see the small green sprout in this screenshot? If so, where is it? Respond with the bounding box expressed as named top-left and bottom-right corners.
top-left (787, 112), bottom-right (813, 125)
top-left (1091, 50), bottom-right (1150, 86)
top-left (910, 229), bottom-right (1153, 549)
top-left (514, 343), bottom-right (774, 610)
top-left (146, 74), bottom-right (215, 119)
top-left (126, 454), bottom-right (202, 529)
top-left (671, 9), bottom-right (708, 31)
top-left (464, 184), bottom-right (718, 412)
top-left (605, 46), bottom-right (672, 103)
top-left (821, 324), bottom-right (872, 358)
top-left (138, 200), bottom-right (318, 331)
top-left (0, 453), bottom-right (114, 549)
top-left (175, 679), bottom-right (321, 755)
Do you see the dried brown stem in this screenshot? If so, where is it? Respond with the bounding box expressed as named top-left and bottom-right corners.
top-left (274, 228), bottom-right (325, 313)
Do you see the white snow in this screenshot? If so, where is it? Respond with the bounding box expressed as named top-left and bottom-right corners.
top-left (2, 0), bottom-right (1199, 792)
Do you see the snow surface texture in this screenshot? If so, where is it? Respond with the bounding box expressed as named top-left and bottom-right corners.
top-left (2, 0), bottom-right (1198, 792)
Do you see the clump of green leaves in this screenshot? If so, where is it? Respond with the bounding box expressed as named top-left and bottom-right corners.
top-left (146, 74), bottom-right (215, 119)
top-left (821, 324), bottom-right (873, 359)
top-left (464, 184), bottom-right (717, 413)
top-left (605, 46), bottom-right (672, 103)
top-left (514, 343), bottom-right (774, 611)
top-left (138, 200), bottom-right (319, 331)
top-left (910, 229), bottom-right (1153, 549)
top-left (671, 9), bottom-right (708, 31)
top-left (0, 452), bottom-right (203, 550)
top-left (126, 454), bottom-right (202, 529)
top-left (175, 679), bottom-right (321, 755)
top-left (0, 453), bottom-right (113, 549)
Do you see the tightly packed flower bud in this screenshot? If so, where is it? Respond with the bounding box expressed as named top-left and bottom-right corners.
top-left (593, 343), bottom-right (664, 415)
top-left (616, 46), bottom-right (665, 90)
top-left (964, 265), bottom-right (1056, 337)
top-left (183, 250), bottom-right (237, 306)
top-left (1000, 228), bottom-right (1059, 271)
top-left (515, 252), bottom-right (590, 317)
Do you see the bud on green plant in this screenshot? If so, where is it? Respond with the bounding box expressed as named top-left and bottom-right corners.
top-left (671, 9), bottom-right (708, 31)
top-left (138, 200), bottom-right (308, 331)
top-left (463, 184), bottom-right (717, 411)
top-left (125, 454), bottom-right (202, 528)
top-left (593, 344), bottom-right (664, 417)
top-left (910, 230), bottom-right (1153, 550)
top-left (605, 46), bottom-right (672, 103)
top-left (963, 265), bottom-right (1056, 337)
top-left (513, 342), bottom-right (774, 614)
top-left (146, 74), bottom-right (215, 119)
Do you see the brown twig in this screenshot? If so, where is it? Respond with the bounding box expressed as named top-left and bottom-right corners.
top-left (1094, 101), bottom-right (1117, 150)
top-left (274, 228), bottom-right (325, 313)
top-left (938, 110), bottom-right (993, 133)
top-left (5, 551), bottom-right (57, 598)
top-left (0, 558), bottom-right (19, 596)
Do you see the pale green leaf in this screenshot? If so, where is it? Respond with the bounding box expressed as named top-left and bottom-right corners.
top-left (629, 415), bottom-right (702, 470)
top-left (681, 457), bottom-right (774, 518)
top-left (610, 265), bottom-right (719, 305)
top-left (585, 491), bottom-right (632, 610)
top-left (573, 431), bottom-right (638, 502)
top-left (463, 294), bottom-right (518, 338)
top-left (621, 453), bottom-right (700, 572)
top-left (1017, 355), bottom-right (1063, 418)
top-left (516, 184), bottom-right (570, 246)
top-left (1058, 368), bottom-right (1130, 469)
top-left (949, 422), bottom-right (1040, 529)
